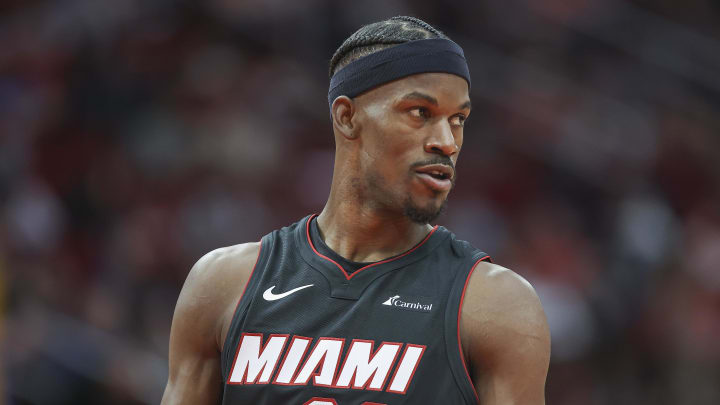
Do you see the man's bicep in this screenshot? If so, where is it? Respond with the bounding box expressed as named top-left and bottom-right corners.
top-left (161, 243), bottom-right (261, 404)
top-left (461, 262), bottom-right (550, 404)
top-left (161, 252), bottom-right (229, 405)
top-left (161, 350), bottom-right (221, 405)
top-left (473, 322), bottom-right (550, 404)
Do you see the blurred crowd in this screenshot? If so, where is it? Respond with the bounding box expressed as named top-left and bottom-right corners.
top-left (2, 0), bottom-right (720, 404)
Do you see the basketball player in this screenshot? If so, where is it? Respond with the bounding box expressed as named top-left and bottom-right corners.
top-left (162, 16), bottom-right (550, 405)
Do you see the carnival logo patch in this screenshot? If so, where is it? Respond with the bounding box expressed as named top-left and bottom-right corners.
top-left (381, 294), bottom-right (433, 313)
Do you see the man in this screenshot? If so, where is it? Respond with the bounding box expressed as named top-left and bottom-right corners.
top-left (162, 16), bottom-right (550, 405)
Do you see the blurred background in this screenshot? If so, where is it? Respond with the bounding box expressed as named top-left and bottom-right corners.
top-left (2, 0), bottom-right (719, 404)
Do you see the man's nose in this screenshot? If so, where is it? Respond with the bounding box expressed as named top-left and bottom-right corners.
top-left (424, 121), bottom-right (458, 157)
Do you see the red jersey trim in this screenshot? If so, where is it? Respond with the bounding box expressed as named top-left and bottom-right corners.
top-left (304, 214), bottom-right (438, 281)
top-left (457, 255), bottom-right (490, 404)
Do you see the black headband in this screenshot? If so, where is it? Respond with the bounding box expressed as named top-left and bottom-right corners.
top-left (328, 38), bottom-right (471, 110)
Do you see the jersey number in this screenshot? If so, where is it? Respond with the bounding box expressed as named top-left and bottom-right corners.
top-left (303, 398), bottom-right (386, 405)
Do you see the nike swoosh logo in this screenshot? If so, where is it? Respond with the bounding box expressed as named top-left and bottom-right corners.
top-left (262, 284), bottom-right (314, 301)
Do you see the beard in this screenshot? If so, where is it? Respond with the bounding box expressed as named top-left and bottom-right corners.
top-left (364, 156), bottom-right (456, 224)
top-left (403, 156), bottom-right (456, 224)
top-left (403, 195), bottom-right (448, 224)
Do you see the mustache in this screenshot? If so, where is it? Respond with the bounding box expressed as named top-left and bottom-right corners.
top-left (409, 157), bottom-right (455, 171)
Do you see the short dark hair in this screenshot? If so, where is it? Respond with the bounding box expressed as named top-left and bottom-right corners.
top-left (329, 16), bottom-right (449, 78)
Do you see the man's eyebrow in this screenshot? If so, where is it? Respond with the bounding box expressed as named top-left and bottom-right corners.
top-left (400, 91), bottom-right (438, 106)
top-left (459, 100), bottom-right (471, 111)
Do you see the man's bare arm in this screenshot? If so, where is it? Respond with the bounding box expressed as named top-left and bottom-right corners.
top-left (460, 261), bottom-right (551, 404)
top-left (161, 242), bottom-right (261, 405)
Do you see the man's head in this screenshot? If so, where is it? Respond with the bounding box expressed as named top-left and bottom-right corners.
top-left (329, 16), bottom-right (449, 77)
top-left (328, 17), bottom-right (471, 224)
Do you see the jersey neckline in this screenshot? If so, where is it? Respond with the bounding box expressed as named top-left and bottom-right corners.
top-left (308, 216), bottom-right (372, 275)
top-left (295, 214), bottom-right (450, 300)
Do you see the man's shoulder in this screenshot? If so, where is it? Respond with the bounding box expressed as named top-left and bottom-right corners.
top-left (196, 242), bottom-right (263, 271)
top-left (460, 261), bottom-right (551, 399)
top-left (471, 261), bottom-right (539, 300)
top-left (173, 242), bottom-right (263, 351)
top-left (188, 242), bottom-right (263, 292)
top-left (180, 242), bottom-right (263, 316)
top-left (461, 260), bottom-right (549, 353)
top-left (468, 261), bottom-right (533, 292)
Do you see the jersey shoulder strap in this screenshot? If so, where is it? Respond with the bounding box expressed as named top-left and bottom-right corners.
top-left (443, 230), bottom-right (492, 404)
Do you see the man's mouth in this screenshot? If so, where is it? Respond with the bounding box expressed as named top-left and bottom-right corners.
top-left (414, 164), bottom-right (454, 192)
top-left (415, 164), bottom-right (454, 180)
top-left (421, 170), bottom-right (451, 180)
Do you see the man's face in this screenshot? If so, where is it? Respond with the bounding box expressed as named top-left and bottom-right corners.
top-left (351, 73), bottom-right (470, 223)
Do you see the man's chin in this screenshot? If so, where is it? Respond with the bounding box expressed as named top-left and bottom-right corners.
top-left (403, 198), bottom-right (447, 224)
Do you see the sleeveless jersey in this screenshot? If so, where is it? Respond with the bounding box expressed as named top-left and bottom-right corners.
top-left (220, 215), bottom-right (490, 405)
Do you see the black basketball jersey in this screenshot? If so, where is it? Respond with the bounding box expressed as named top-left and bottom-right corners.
top-left (220, 215), bottom-right (490, 405)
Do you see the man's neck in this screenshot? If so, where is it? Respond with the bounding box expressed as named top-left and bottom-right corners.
top-left (316, 198), bottom-right (434, 263)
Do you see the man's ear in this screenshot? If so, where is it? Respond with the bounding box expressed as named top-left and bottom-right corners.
top-left (331, 96), bottom-right (360, 140)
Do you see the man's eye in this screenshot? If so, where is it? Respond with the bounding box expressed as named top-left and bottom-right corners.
top-left (450, 114), bottom-right (466, 127)
top-left (409, 107), bottom-right (429, 118)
